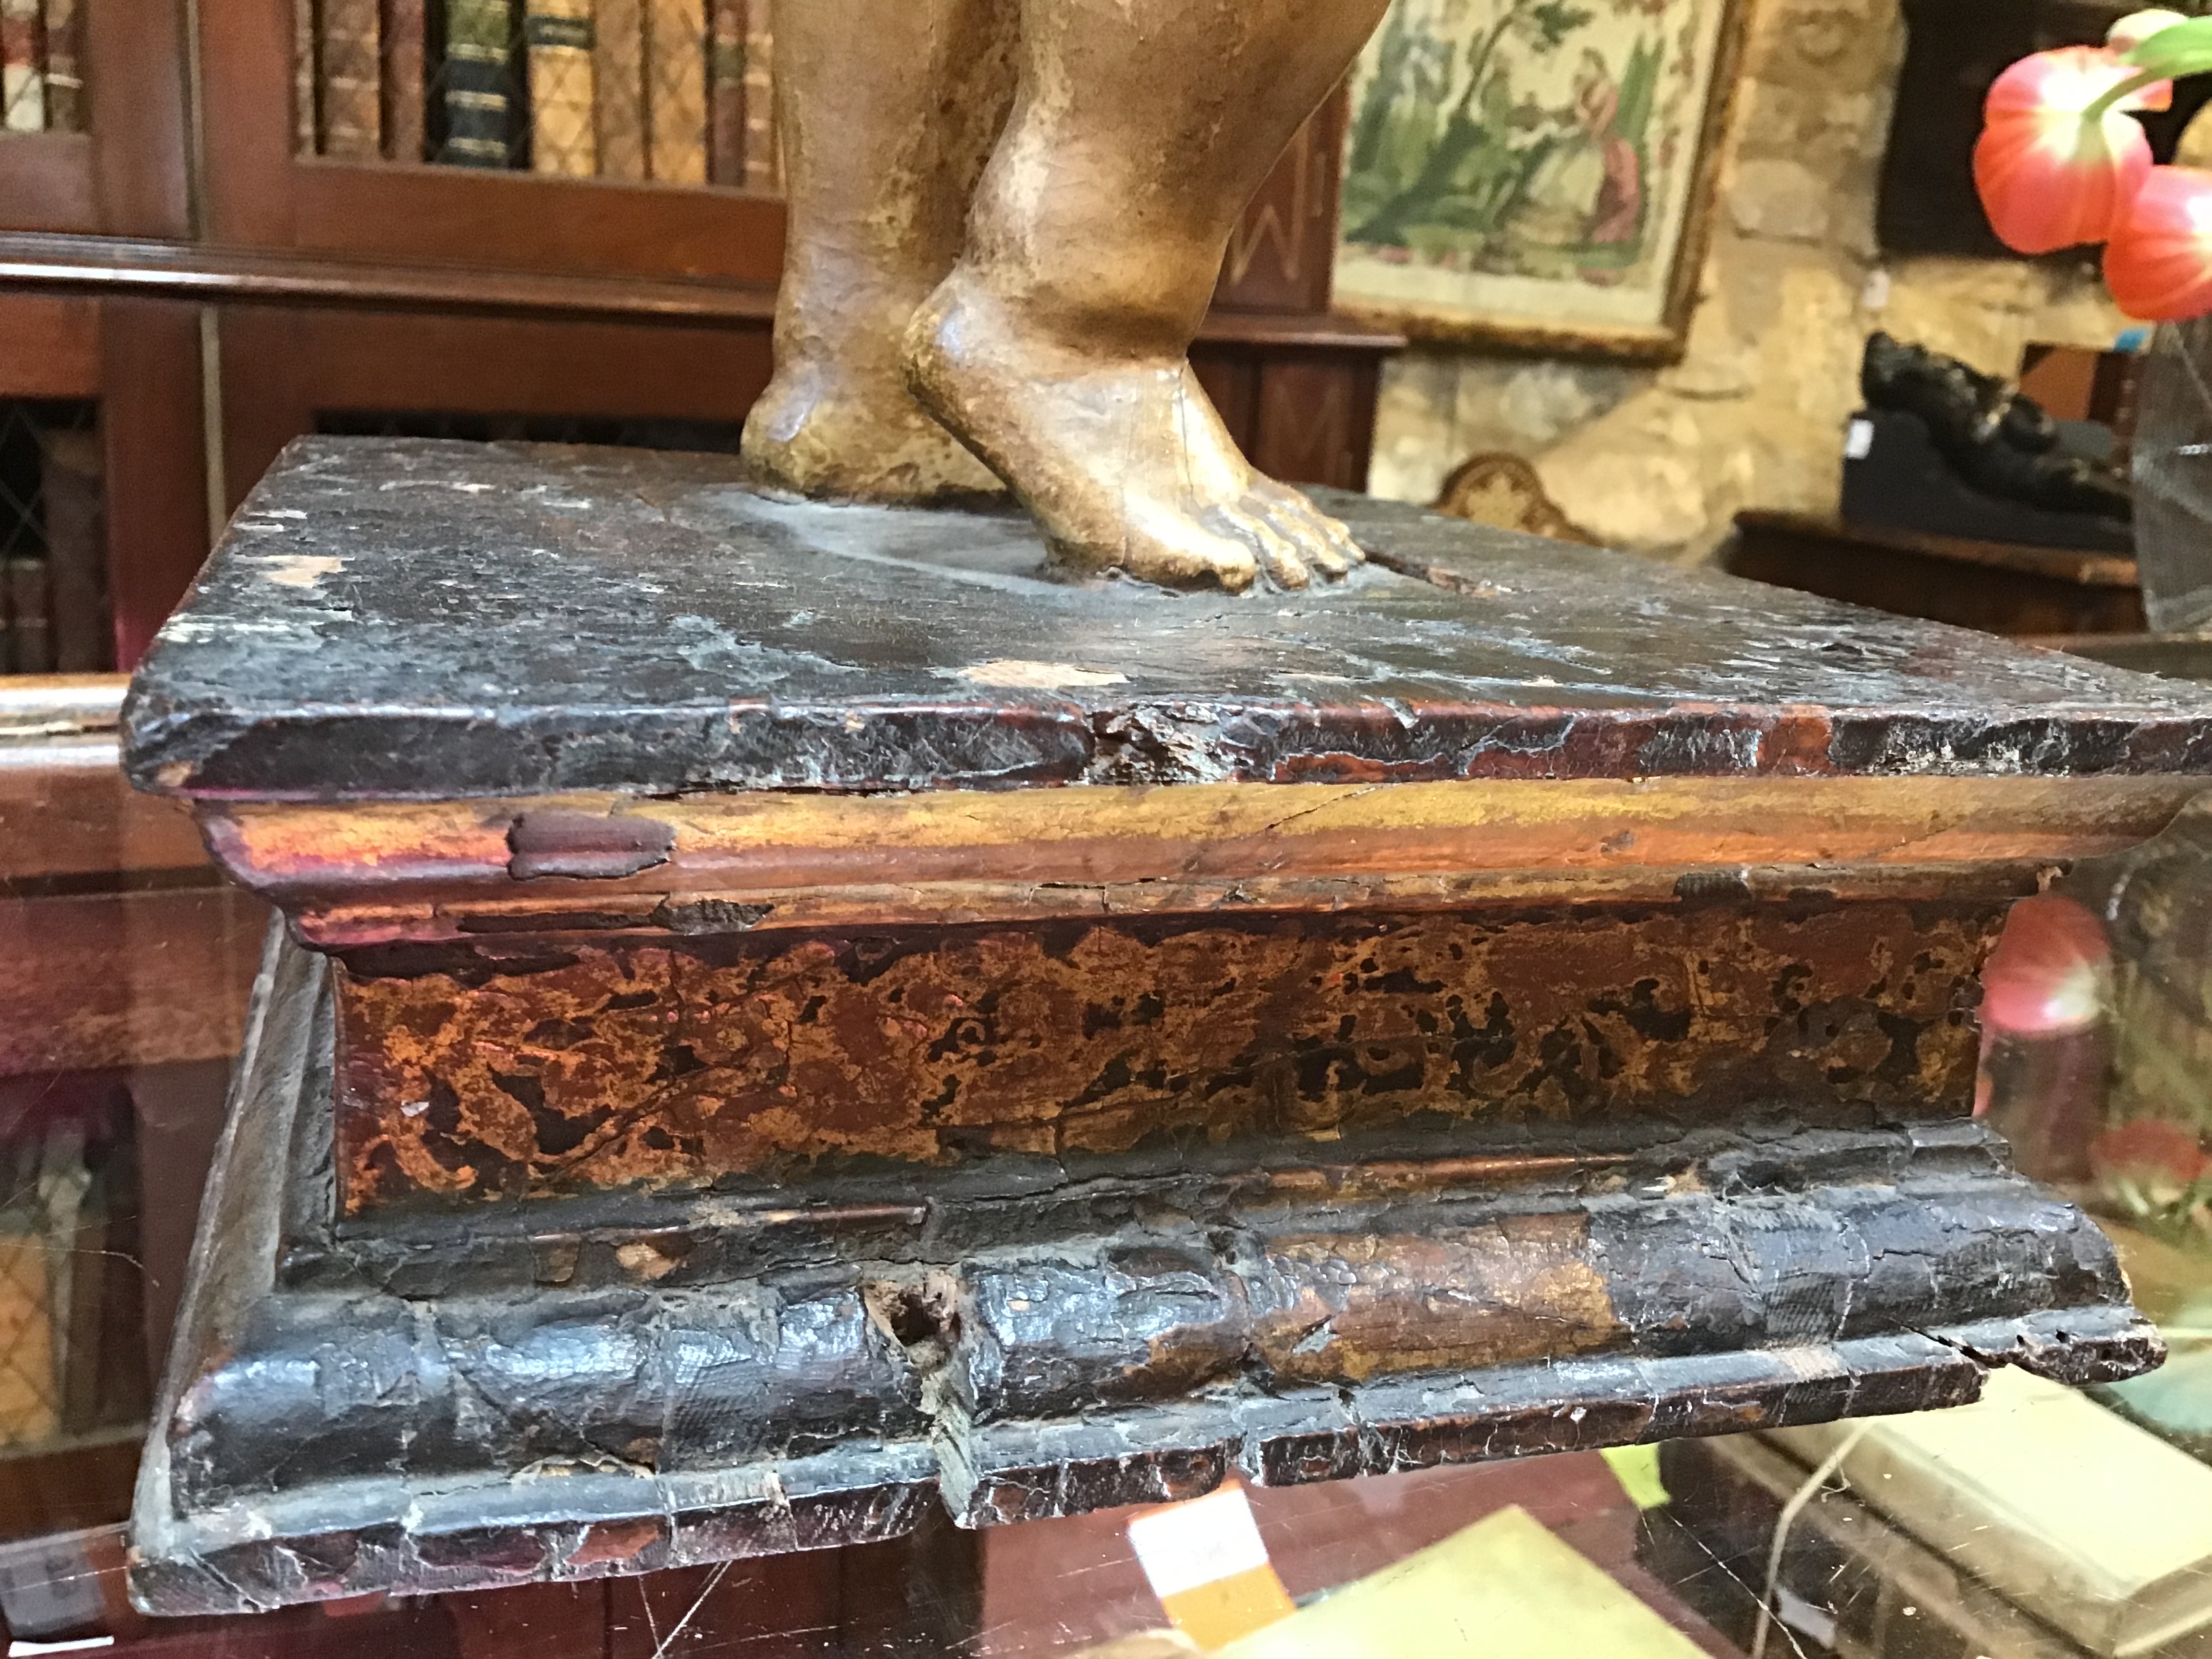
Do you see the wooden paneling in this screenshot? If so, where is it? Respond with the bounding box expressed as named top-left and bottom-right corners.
top-left (129, 1059), bottom-right (239, 1393)
top-left (294, 163), bottom-right (789, 284)
top-left (1252, 350), bottom-right (1380, 489)
top-left (0, 742), bottom-right (205, 884)
top-left (449, 1583), bottom-right (607, 1659)
top-left (0, 886), bottom-right (264, 1076)
top-left (83, 0), bottom-right (192, 239)
top-left (1193, 344), bottom-right (1383, 491)
top-left (0, 291), bottom-right (98, 396)
top-left (0, 1434), bottom-right (140, 1541)
top-left (100, 300), bottom-right (209, 669)
top-left (0, 134), bottom-right (100, 234)
top-left (1216, 87), bottom-right (1348, 315)
top-left (218, 304), bottom-right (777, 510)
top-left (0, 231), bottom-right (784, 324)
top-left (194, 0), bottom-right (301, 247)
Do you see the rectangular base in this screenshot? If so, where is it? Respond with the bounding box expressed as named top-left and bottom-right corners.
top-left (129, 931), bottom-right (2162, 1613)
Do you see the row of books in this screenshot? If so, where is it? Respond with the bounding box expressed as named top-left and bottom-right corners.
top-left (0, 418), bottom-right (108, 676)
top-left (0, 0), bottom-right (87, 134)
top-left (299, 0), bottom-right (780, 188)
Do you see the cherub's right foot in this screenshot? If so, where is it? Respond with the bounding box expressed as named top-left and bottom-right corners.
top-left (741, 359), bottom-right (1006, 506)
top-left (902, 272), bottom-right (1363, 592)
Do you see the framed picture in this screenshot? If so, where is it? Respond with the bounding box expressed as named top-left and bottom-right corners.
top-left (1333, 0), bottom-right (1749, 361)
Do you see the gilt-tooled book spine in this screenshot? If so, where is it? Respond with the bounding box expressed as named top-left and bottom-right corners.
top-left (525, 0), bottom-right (594, 175)
top-left (741, 0), bottom-right (777, 192)
top-left (592, 0), bottom-right (647, 180)
top-left (319, 0), bottom-right (384, 159)
top-left (379, 0), bottom-right (426, 162)
top-left (438, 0), bottom-right (516, 167)
top-left (705, 0), bottom-right (745, 186)
top-left (42, 0), bottom-right (82, 133)
top-left (37, 426), bottom-right (107, 674)
top-left (1, 0), bottom-right (46, 135)
top-left (645, 0), bottom-right (705, 184)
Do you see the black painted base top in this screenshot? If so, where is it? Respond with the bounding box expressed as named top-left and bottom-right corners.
top-left (122, 438), bottom-right (2212, 801)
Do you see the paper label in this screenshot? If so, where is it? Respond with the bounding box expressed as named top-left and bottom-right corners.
top-left (1126, 1484), bottom-right (1275, 1601)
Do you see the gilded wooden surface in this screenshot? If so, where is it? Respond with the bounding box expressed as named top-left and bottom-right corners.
top-left (201, 774), bottom-right (2203, 949)
top-left (335, 897), bottom-right (1993, 1210)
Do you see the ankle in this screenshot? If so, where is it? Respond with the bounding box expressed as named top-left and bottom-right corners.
top-left (907, 266), bottom-right (1195, 373)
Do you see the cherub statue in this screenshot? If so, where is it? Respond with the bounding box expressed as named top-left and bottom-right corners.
top-left (740, 0), bottom-right (1391, 592)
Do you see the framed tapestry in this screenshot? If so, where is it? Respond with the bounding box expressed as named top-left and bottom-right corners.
top-left (1334, 0), bottom-right (1748, 361)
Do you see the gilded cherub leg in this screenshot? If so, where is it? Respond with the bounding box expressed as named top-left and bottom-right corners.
top-left (740, 0), bottom-right (1017, 504)
top-left (903, 0), bottom-right (1389, 591)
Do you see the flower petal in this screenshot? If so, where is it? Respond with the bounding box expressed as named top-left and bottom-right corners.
top-left (2110, 7), bottom-right (2190, 49)
top-left (1981, 894), bottom-right (2112, 1038)
top-left (2106, 165), bottom-right (2212, 320)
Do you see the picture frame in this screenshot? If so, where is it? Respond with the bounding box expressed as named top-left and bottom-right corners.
top-left (1332, 0), bottom-right (1750, 362)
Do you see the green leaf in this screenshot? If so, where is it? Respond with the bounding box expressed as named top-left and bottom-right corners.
top-left (2125, 16), bottom-right (2212, 77)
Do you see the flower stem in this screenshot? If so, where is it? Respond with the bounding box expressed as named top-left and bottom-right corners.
top-left (2087, 66), bottom-right (2173, 120)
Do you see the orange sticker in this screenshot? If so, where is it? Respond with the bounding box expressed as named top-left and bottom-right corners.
top-left (1126, 1484), bottom-right (1297, 1650)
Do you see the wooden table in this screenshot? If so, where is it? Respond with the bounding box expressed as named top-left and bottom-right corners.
top-left (1727, 510), bottom-right (2148, 638)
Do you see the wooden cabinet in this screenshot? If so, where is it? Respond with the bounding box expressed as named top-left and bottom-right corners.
top-left (0, 3), bottom-right (1399, 674)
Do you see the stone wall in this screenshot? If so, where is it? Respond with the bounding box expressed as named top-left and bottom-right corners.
top-left (1366, 0), bottom-right (2131, 562)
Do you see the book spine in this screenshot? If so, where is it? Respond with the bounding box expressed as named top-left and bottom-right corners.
top-left (740, 0), bottom-right (777, 192)
top-left (380, 0), bottom-right (426, 162)
top-left (439, 0), bottom-right (516, 167)
top-left (6, 557), bottom-right (52, 676)
top-left (74, 1134), bottom-right (148, 1433)
top-left (592, 0), bottom-right (647, 181)
top-left (295, 0), bottom-right (319, 152)
top-left (1, 0), bottom-right (45, 135)
top-left (525, 0), bottom-right (595, 176)
top-left (0, 1214), bottom-right (58, 1443)
top-left (38, 426), bottom-right (107, 674)
top-left (645, 0), bottom-right (705, 184)
top-left (319, 0), bottom-right (385, 159)
top-left (705, 0), bottom-right (744, 186)
top-left (42, 0), bottom-right (82, 132)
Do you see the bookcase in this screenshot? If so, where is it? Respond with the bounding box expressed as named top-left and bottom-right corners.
top-left (0, 0), bottom-right (1398, 678)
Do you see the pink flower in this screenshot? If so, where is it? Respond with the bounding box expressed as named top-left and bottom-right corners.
top-left (2106, 165), bottom-right (2212, 320)
top-left (1974, 47), bottom-right (2155, 253)
top-left (1981, 894), bottom-right (2111, 1038)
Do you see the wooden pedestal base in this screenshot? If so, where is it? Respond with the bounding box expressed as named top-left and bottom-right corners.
top-left (128, 931), bottom-right (2157, 1614)
top-left (121, 440), bottom-right (2212, 1614)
